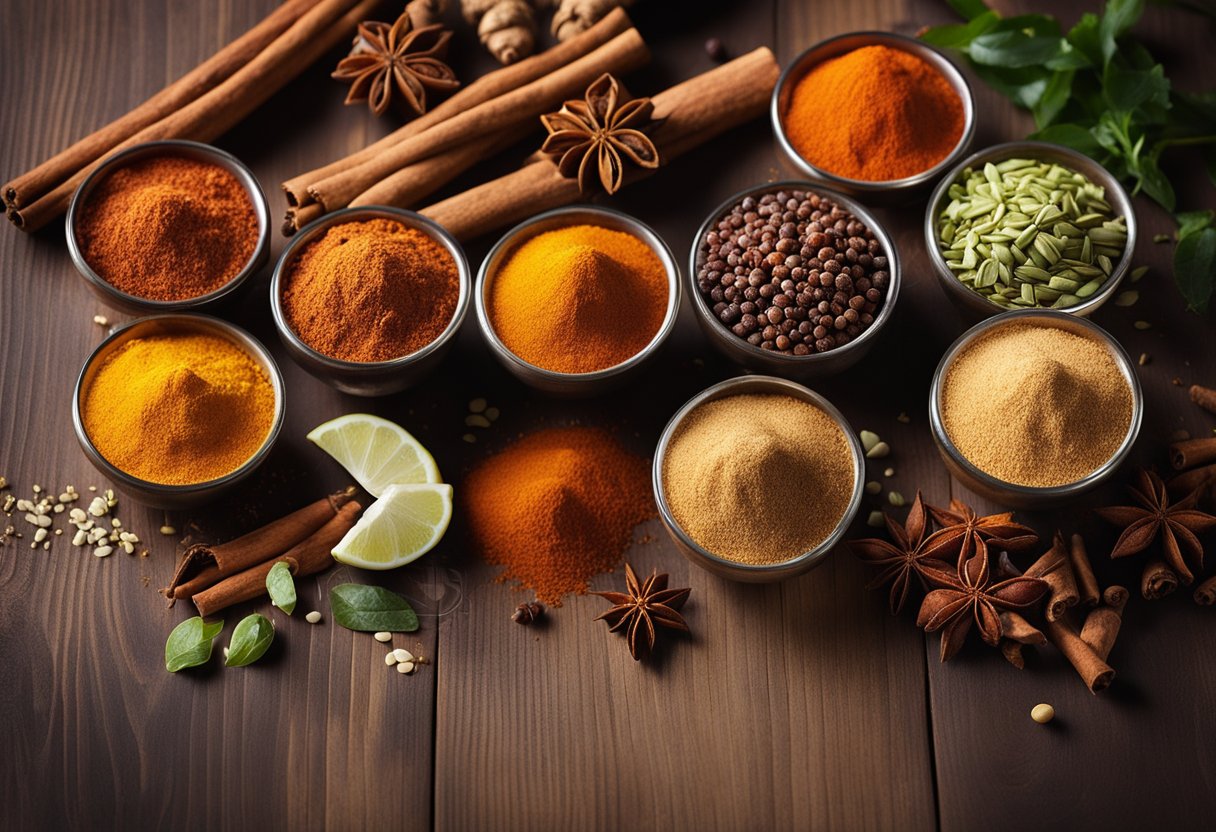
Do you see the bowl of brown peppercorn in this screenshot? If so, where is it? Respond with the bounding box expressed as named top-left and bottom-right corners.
top-left (688, 181), bottom-right (900, 379)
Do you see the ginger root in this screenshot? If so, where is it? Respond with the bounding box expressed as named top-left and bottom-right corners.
top-left (406, 0), bottom-right (448, 28)
top-left (462, 0), bottom-right (540, 64)
top-left (550, 0), bottom-right (633, 41)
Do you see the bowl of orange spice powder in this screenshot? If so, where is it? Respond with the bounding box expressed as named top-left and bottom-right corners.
top-left (771, 32), bottom-right (975, 195)
top-left (73, 314), bottom-right (284, 508)
top-left (474, 206), bottom-right (680, 396)
top-left (66, 140), bottom-right (270, 313)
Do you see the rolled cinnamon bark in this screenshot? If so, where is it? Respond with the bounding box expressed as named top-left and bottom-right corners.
top-left (1191, 385), bottom-right (1216, 417)
top-left (163, 487), bottom-right (356, 602)
top-left (1142, 557), bottom-right (1179, 600)
top-left (1000, 640), bottom-right (1026, 669)
top-left (1068, 534), bottom-right (1100, 607)
top-left (193, 502), bottom-right (361, 617)
top-left (1167, 464), bottom-right (1216, 498)
top-left (422, 46), bottom-right (782, 241)
top-left (2, 0), bottom-right (317, 211)
top-left (1079, 591), bottom-right (1127, 661)
top-left (9, 0), bottom-right (379, 232)
top-left (1170, 437), bottom-right (1216, 470)
top-left (1042, 618), bottom-right (1115, 693)
top-left (1102, 584), bottom-right (1129, 608)
top-left (1025, 534), bottom-right (1078, 622)
top-left (280, 6), bottom-right (634, 208)
top-left (998, 610), bottom-right (1046, 644)
top-left (1195, 575), bottom-right (1216, 606)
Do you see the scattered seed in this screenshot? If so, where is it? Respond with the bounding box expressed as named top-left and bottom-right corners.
top-left (465, 414), bottom-right (492, 429)
top-left (859, 430), bottom-right (881, 453)
top-left (43, 541), bottom-right (50, 550)
top-left (121, 541), bottom-right (135, 554)
top-left (393, 648), bottom-right (414, 663)
top-left (94, 545), bottom-right (114, 558)
top-left (88, 486), bottom-right (97, 492)
top-left (397, 661), bottom-right (415, 674)
top-left (305, 611), bottom-right (322, 624)
top-left (54, 529), bottom-right (62, 536)
top-left (57, 492), bottom-right (74, 503)
top-left (34, 528), bottom-right (48, 543)
top-left (1153, 233), bottom-right (1170, 244)
top-left (468, 398), bottom-right (487, 413)
top-left (865, 441), bottom-right (890, 460)
top-left (73, 530), bottom-right (87, 546)
top-left (93, 314), bottom-right (109, 326)
top-left (160, 525), bottom-right (177, 536)
top-left (384, 652), bottom-right (398, 666)
top-left (883, 467), bottom-right (895, 478)
top-left (32, 485), bottom-right (41, 494)
top-left (1133, 320), bottom-right (1152, 330)
top-left (462, 433), bottom-right (476, 444)
top-left (373, 631), bottom-right (392, 643)
top-left (1031, 703), bottom-right (1055, 724)
top-left (53, 503), bottom-right (64, 513)
top-left (1138, 353), bottom-right (1149, 366)
top-left (864, 481), bottom-right (882, 495)
top-left (33, 515), bottom-right (52, 528)
top-left (484, 407), bottom-right (500, 421)
top-left (2, 495), bottom-right (13, 512)
top-left (1113, 290), bottom-right (1138, 307)
top-left (896, 412), bottom-right (910, 424)
top-left (223, 647), bottom-right (230, 660)
top-left (1130, 266), bottom-right (1148, 283)
top-left (866, 510), bottom-right (885, 528)
top-left (888, 491), bottom-right (906, 507)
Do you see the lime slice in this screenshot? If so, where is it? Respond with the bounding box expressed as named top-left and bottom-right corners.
top-left (307, 414), bottom-right (440, 497)
top-left (332, 483), bottom-right (453, 570)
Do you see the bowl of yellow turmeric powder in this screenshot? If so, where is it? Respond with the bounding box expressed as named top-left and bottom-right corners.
top-left (72, 314), bottom-right (284, 508)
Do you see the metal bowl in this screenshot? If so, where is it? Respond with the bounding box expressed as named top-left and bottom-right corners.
top-left (475, 206), bottom-right (681, 397)
top-left (925, 140), bottom-right (1138, 321)
top-left (72, 314), bottom-right (285, 509)
top-left (653, 375), bottom-right (865, 583)
top-left (929, 310), bottom-right (1143, 509)
top-left (771, 31), bottom-right (976, 197)
top-left (270, 206), bottom-right (471, 397)
top-left (66, 140), bottom-right (271, 315)
top-left (687, 180), bottom-right (900, 380)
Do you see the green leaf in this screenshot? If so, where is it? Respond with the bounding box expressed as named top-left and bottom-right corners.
top-left (330, 584), bottom-right (420, 633)
top-left (973, 64), bottom-right (1050, 109)
top-left (225, 614), bottom-right (275, 668)
top-left (165, 617), bottom-right (224, 673)
top-left (1034, 71), bottom-right (1074, 128)
top-left (1136, 153), bottom-right (1176, 211)
top-left (1030, 123), bottom-right (1105, 157)
top-left (1103, 64), bottom-right (1170, 112)
top-left (947, 0), bottom-right (991, 20)
top-left (1173, 227), bottom-right (1216, 312)
top-left (968, 30), bottom-right (1068, 68)
top-left (1066, 13), bottom-right (1103, 65)
top-left (919, 11), bottom-right (1000, 49)
top-left (1176, 210), bottom-right (1215, 240)
top-left (1100, 0), bottom-right (1146, 66)
top-left (266, 561), bottom-right (297, 616)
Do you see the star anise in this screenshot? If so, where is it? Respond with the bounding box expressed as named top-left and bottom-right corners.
top-left (332, 11), bottom-right (458, 117)
top-left (849, 491), bottom-right (955, 614)
top-left (916, 539), bottom-right (1048, 662)
top-left (923, 499), bottom-right (1038, 566)
top-left (591, 563), bottom-right (690, 661)
top-left (1094, 468), bottom-right (1216, 585)
top-left (540, 73), bottom-right (660, 195)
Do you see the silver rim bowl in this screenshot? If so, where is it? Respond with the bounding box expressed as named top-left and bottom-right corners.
top-left (653, 375), bottom-right (865, 583)
top-left (270, 206), bottom-right (471, 398)
top-left (474, 206), bottom-right (681, 397)
top-left (66, 140), bottom-right (271, 315)
top-left (72, 313), bottom-right (285, 509)
top-left (771, 31), bottom-right (976, 197)
top-left (924, 140), bottom-right (1138, 321)
top-left (928, 309), bottom-right (1143, 509)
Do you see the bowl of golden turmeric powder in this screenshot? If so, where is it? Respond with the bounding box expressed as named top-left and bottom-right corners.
top-left (771, 31), bottom-right (975, 196)
top-left (72, 314), bottom-right (284, 508)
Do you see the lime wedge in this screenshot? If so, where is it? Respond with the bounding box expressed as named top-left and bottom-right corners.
top-left (307, 414), bottom-right (440, 497)
top-left (332, 483), bottom-right (452, 570)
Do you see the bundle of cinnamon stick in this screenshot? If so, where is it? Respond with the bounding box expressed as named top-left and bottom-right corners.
top-left (3, 0), bottom-right (379, 233)
top-left (163, 488), bottom-right (361, 617)
top-left (1168, 384), bottom-right (1216, 604)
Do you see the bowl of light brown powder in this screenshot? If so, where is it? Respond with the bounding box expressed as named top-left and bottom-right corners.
top-left (930, 310), bottom-right (1142, 508)
top-left (654, 375), bottom-right (865, 582)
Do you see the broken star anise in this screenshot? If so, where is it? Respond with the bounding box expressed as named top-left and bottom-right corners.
top-left (540, 73), bottom-right (660, 195)
top-left (916, 539), bottom-right (1048, 662)
top-left (850, 491), bottom-right (955, 614)
top-left (923, 499), bottom-right (1039, 566)
top-left (332, 10), bottom-right (459, 117)
top-left (591, 563), bottom-right (690, 661)
top-left (1094, 468), bottom-right (1216, 585)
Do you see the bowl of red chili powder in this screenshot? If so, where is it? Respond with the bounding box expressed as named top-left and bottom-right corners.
top-left (66, 140), bottom-right (270, 313)
top-left (771, 31), bottom-right (975, 195)
top-left (271, 206), bottom-right (469, 397)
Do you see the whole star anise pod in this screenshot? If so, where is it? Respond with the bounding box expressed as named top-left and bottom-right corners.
top-left (1094, 468), bottom-right (1216, 585)
top-left (916, 539), bottom-right (1048, 662)
top-left (923, 499), bottom-right (1039, 567)
top-left (540, 73), bottom-right (660, 195)
top-left (850, 491), bottom-right (955, 614)
top-left (332, 11), bottom-right (459, 117)
top-left (591, 563), bottom-right (690, 661)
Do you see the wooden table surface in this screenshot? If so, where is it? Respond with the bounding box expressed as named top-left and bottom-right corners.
top-left (2, 1), bottom-right (1214, 829)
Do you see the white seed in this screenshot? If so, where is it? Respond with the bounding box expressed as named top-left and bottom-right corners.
top-left (393, 648), bottom-right (414, 664)
top-left (462, 433), bottom-right (476, 444)
top-left (88, 486), bottom-right (97, 492)
top-left (373, 631), bottom-right (392, 643)
top-left (859, 430), bottom-right (882, 453)
top-left (76, 520), bottom-right (95, 532)
top-left (58, 492), bottom-right (74, 503)
top-left (1031, 703), bottom-right (1055, 724)
top-left (93, 545), bottom-right (114, 558)
top-left (43, 541), bottom-right (50, 550)
top-left (864, 481), bottom-right (881, 495)
top-left (468, 397), bottom-right (487, 413)
top-left (53, 503), bottom-right (64, 513)
top-left (397, 661), bottom-right (415, 674)
top-left (69, 508), bottom-right (87, 523)
top-left (465, 414), bottom-right (492, 429)
top-left (54, 529), bottom-right (62, 536)
top-left (111, 518), bottom-right (122, 528)
top-left (160, 525), bottom-right (176, 536)
top-left (93, 314), bottom-right (109, 326)
top-left (35, 515), bottom-right (52, 528)
top-left (87, 498), bottom-right (107, 517)
top-left (866, 510), bottom-right (885, 528)
top-left (32, 485), bottom-right (41, 493)
top-left (34, 528), bottom-right (48, 543)
top-left (385, 652), bottom-right (399, 666)
top-left (305, 611), bottom-right (322, 624)
top-left (30, 542), bottom-right (37, 549)
top-left (121, 541), bottom-right (135, 554)
top-left (24, 513), bottom-right (39, 525)
top-left (16, 499), bottom-right (33, 512)
top-left (72, 530), bottom-right (87, 546)
top-left (223, 647), bottom-right (230, 660)
top-left (888, 492), bottom-right (906, 507)
top-left (883, 467), bottom-right (895, 478)
top-left (865, 441), bottom-right (891, 459)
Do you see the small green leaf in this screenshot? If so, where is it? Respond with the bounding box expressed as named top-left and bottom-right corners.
top-left (1103, 64), bottom-right (1170, 112)
top-left (1174, 227), bottom-right (1216, 312)
top-left (1066, 13), bottom-right (1103, 65)
top-left (1034, 71), bottom-right (1074, 128)
top-left (266, 561), bottom-right (297, 616)
top-left (1176, 210), bottom-right (1214, 240)
top-left (225, 614), bottom-right (275, 668)
top-left (165, 617), bottom-right (224, 673)
top-left (973, 64), bottom-right (1050, 109)
top-left (330, 584), bottom-right (419, 633)
top-left (968, 30), bottom-right (1067, 68)
top-left (1099, 0), bottom-right (1146, 66)
top-left (919, 12), bottom-right (1000, 49)
top-left (1135, 153), bottom-right (1176, 212)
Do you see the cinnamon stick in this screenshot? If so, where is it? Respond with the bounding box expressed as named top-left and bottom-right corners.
top-left (1167, 464), bottom-right (1216, 498)
top-left (1170, 437), bottom-right (1216, 470)
top-left (2, 0), bottom-right (317, 211)
top-left (1195, 575), bottom-right (1216, 606)
top-left (9, 0), bottom-right (378, 232)
top-left (1000, 640), bottom-right (1027, 670)
top-left (163, 487), bottom-right (356, 602)
top-left (314, 28), bottom-right (650, 211)
top-left (1102, 584), bottom-right (1129, 608)
top-left (998, 611), bottom-right (1045, 670)
top-left (1191, 384), bottom-right (1216, 416)
top-left (1079, 589), bottom-right (1127, 661)
top-left (281, 6), bottom-right (634, 208)
top-left (1068, 533), bottom-right (1100, 607)
top-left (421, 46), bottom-right (782, 241)
top-left (193, 501), bottom-right (361, 617)
top-left (1043, 617), bottom-right (1115, 693)
top-left (1025, 533), bottom-right (1078, 622)
top-left (1141, 557), bottom-right (1179, 600)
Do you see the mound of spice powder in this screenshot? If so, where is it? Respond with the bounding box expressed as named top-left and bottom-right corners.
top-left (282, 218), bottom-right (459, 363)
top-left (662, 393), bottom-right (854, 565)
top-left (464, 427), bottom-right (654, 605)
top-left (76, 155), bottom-right (258, 301)
top-left (941, 322), bottom-right (1133, 487)
top-left (82, 332), bottom-right (275, 485)
top-left (488, 224), bottom-right (668, 373)
top-left (784, 45), bottom-right (964, 181)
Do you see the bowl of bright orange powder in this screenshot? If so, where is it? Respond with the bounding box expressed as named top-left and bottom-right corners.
top-left (475, 206), bottom-right (681, 396)
top-left (772, 32), bottom-right (975, 195)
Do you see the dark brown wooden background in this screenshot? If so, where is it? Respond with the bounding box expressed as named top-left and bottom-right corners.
top-left (2, 1), bottom-right (1214, 830)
